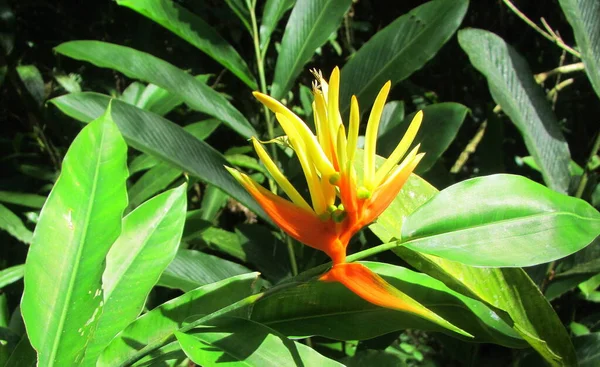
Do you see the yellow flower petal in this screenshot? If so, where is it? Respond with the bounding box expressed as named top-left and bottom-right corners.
top-left (254, 91), bottom-right (336, 179)
top-left (251, 138), bottom-right (313, 212)
top-left (374, 110), bottom-right (423, 186)
top-left (363, 81), bottom-right (391, 190)
top-left (277, 113), bottom-right (328, 215)
top-left (347, 95), bottom-right (360, 164)
top-left (327, 67), bottom-right (343, 139)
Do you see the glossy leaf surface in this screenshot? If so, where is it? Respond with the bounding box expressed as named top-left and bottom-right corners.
top-left (21, 107), bottom-right (128, 366)
top-left (401, 174), bottom-right (600, 267)
top-left (83, 184), bottom-right (187, 364)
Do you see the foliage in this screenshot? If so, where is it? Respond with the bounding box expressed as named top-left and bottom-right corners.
top-left (1, 0), bottom-right (599, 366)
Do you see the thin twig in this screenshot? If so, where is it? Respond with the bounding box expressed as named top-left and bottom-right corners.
top-left (502, 0), bottom-right (581, 58)
top-left (535, 62), bottom-right (585, 84)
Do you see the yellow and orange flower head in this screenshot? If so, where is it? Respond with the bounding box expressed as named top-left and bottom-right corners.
top-left (226, 67), bottom-right (425, 312)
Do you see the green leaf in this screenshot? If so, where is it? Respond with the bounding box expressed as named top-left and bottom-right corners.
top-left (340, 0), bottom-right (468, 117)
top-left (175, 318), bottom-right (343, 367)
top-left (370, 171), bottom-right (577, 365)
top-left (401, 174), bottom-right (600, 267)
top-left (574, 332), bottom-right (600, 366)
top-left (82, 183), bottom-right (187, 364)
top-left (377, 101), bottom-right (405, 138)
top-left (21, 106), bottom-right (129, 366)
top-left (199, 185), bottom-right (229, 221)
top-left (16, 65), bottom-right (45, 107)
top-left (252, 261), bottom-right (524, 347)
top-left (0, 264), bottom-right (24, 289)
top-left (98, 272), bottom-right (260, 367)
top-left (49, 92), bottom-right (267, 220)
top-left (134, 74), bottom-right (211, 116)
top-left (4, 336), bottom-right (36, 367)
top-left (128, 163), bottom-right (181, 208)
top-left (117, 0), bottom-right (257, 89)
top-left (270, 0), bottom-right (352, 99)
top-left (224, 0), bottom-right (252, 33)
top-left (259, 0), bottom-right (295, 50)
top-left (55, 41), bottom-right (256, 138)
top-left (558, 0), bottom-right (600, 99)
top-left (157, 249), bottom-right (253, 292)
top-left (458, 28), bottom-right (571, 193)
top-left (0, 192), bottom-right (45, 209)
top-left (378, 103), bottom-right (468, 174)
top-left (0, 204), bottom-right (33, 244)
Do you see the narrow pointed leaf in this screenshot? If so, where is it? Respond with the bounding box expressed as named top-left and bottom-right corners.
top-left (83, 184), bottom-right (187, 364)
top-left (175, 318), bottom-right (343, 367)
top-left (49, 92), bottom-right (267, 220)
top-left (21, 107), bottom-right (128, 366)
top-left (0, 264), bottom-right (24, 289)
top-left (401, 174), bottom-right (600, 267)
top-left (558, 0), bottom-right (600, 99)
top-left (259, 0), bottom-right (295, 50)
top-left (98, 273), bottom-right (260, 367)
top-left (340, 0), bottom-right (469, 117)
top-left (0, 191), bottom-right (46, 209)
top-left (158, 249), bottom-right (253, 292)
top-left (458, 28), bottom-right (571, 192)
top-left (117, 0), bottom-right (257, 89)
top-left (252, 261), bottom-right (524, 347)
top-left (270, 0), bottom-right (351, 99)
top-left (55, 41), bottom-right (256, 138)
top-left (0, 204), bottom-right (32, 244)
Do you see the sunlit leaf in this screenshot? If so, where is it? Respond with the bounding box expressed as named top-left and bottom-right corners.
top-left (21, 106), bottom-right (128, 366)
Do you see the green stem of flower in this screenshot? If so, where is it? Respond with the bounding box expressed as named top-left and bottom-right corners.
top-left (248, 2), bottom-right (299, 277)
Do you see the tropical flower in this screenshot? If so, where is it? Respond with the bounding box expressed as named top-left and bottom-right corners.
top-left (226, 67), bottom-right (425, 312)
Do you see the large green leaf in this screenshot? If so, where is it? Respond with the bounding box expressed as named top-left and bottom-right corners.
top-left (251, 261), bottom-right (524, 347)
top-left (55, 41), bottom-right (256, 138)
top-left (175, 317), bottom-right (343, 367)
top-left (259, 0), bottom-right (295, 51)
top-left (21, 107), bottom-right (129, 366)
top-left (157, 249), bottom-right (253, 292)
top-left (339, 0), bottom-right (468, 117)
top-left (49, 93), bottom-right (267, 220)
top-left (458, 28), bottom-right (571, 193)
top-left (558, 0), bottom-right (600, 99)
top-left (401, 174), bottom-right (600, 267)
top-left (0, 204), bottom-right (32, 244)
top-left (270, 0), bottom-right (351, 99)
top-left (82, 183), bottom-right (187, 364)
top-left (378, 103), bottom-right (468, 174)
top-left (98, 273), bottom-right (260, 367)
top-left (370, 173), bottom-right (577, 366)
top-left (117, 0), bottom-right (257, 89)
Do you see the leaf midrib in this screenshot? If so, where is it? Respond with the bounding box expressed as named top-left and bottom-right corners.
top-left (48, 122), bottom-right (107, 365)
